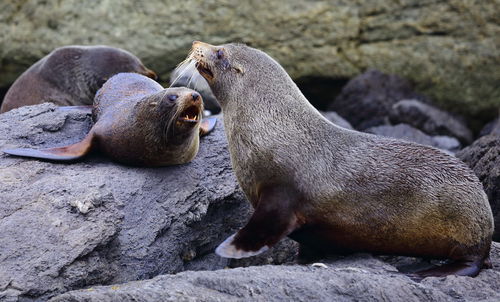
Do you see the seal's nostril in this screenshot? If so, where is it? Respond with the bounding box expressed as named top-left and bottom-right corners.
top-left (191, 92), bottom-right (200, 101)
top-left (167, 95), bottom-right (178, 102)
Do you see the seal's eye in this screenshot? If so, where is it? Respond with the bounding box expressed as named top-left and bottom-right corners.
top-left (216, 49), bottom-right (224, 60)
top-left (167, 94), bottom-right (178, 102)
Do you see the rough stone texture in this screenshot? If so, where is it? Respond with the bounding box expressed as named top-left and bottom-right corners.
top-left (320, 111), bottom-right (354, 130)
top-left (328, 70), bottom-right (424, 129)
top-left (50, 243), bottom-right (500, 302)
top-left (457, 135), bottom-right (500, 241)
top-left (365, 124), bottom-right (461, 153)
top-left (1, 104), bottom-right (499, 302)
top-left (390, 99), bottom-right (473, 144)
top-left (0, 104), bottom-right (262, 301)
top-left (1, 1), bottom-right (499, 118)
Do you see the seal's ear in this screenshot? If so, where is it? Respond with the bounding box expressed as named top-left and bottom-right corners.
top-left (199, 117), bottom-right (217, 136)
top-left (3, 131), bottom-right (96, 162)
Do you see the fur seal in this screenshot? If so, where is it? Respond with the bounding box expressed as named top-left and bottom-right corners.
top-left (1, 45), bottom-right (157, 113)
top-left (186, 41), bottom-right (494, 278)
top-left (3, 73), bottom-right (216, 167)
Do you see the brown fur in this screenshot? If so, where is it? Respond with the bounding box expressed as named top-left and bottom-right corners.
top-left (1, 45), bottom-right (156, 113)
top-left (3, 73), bottom-right (205, 167)
top-left (188, 42), bottom-right (494, 277)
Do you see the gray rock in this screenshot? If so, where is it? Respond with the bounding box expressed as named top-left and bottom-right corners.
top-left (1, 104), bottom-right (499, 302)
top-left (320, 111), bottom-right (353, 130)
top-left (480, 118), bottom-right (499, 137)
top-left (1, 1), bottom-right (499, 118)
top-left (432, 136), bottom-right (462, 154)
top-left (457, 135), bottom-right (500, 241)
top-left (50, 243), bottom-right (500, 302)
top-left (0, 104), bottom-right (257, 301)
top-left (390, 99), bottom-right (473, 144)
top-left (480, 113), bottom-right (500, 137)
top-left (328, 70), bottom-right (423, 129)
top-left (170, 68), bottom-right (221, 114)
top-left (365, 124), bottom-right (461, 153)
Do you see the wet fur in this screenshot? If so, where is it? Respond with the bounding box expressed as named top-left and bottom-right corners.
top-left (190, 43), bottom-right (494, 275)
top-left (1, 45), bottom-right (156, 113)
top-left (91, 73), bottom-right (201, 166)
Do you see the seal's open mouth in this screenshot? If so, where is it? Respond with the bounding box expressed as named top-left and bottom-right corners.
top-left (195, 61), bottom-right (214, 81)
top-left (178, 105), bottom-right (200, 123)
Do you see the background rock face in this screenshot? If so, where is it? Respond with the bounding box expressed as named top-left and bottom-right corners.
top-left (1, 0), bottom-right (499, 119)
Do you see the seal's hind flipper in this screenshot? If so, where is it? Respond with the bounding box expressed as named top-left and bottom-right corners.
top-left (215, 185), bottom-right (300, 259)
top-left (3, 132), bottom-right (95, 162)
top-left (407, 255), bottom-right (489, 280)
top-left (57, 105), bottom-right (93, 114)
top-left (200, 117), bottom-right (217, 136)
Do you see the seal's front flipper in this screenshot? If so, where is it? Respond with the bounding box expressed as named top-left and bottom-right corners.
top-left (57, 105), bottom-right (93, 114)
top-left (215, 185), bottom-right (301, 259)
top-left (3, 131), bottom-right (96, 162)
top-left (199, 117), bottom-right (217, 136)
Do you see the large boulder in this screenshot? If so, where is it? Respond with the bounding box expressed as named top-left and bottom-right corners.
top-left (0, 104), bottom-right (259, 301)
top-left (328, 70), bottom-right (423, 130)
top-left (51, 243), bottom-right (500, 302)
top-left (457, 135), bottom-right (500, 241)
top-left (1, 104), bottom-right (499, 302)
top-left (389, 99), bottom-right (473, 144)
top-left (1, 1), bottom-right (499, 118)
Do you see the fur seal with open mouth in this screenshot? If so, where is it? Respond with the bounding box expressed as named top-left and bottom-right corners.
top-left (185, 41), bottom-right (493, 278)
top-left (3, 73), bottom-right (216, 167)
top-left (1, 45), bottom-right (157, 113)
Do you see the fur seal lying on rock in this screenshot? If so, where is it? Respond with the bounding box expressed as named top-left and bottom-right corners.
top-left (186, 41), bottom-right (493, 278)
top-left (3, 73), bottom-right (216, 166)
top-left (1, 45), bottom-right (157, 113)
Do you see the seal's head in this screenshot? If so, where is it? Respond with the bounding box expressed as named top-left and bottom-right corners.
top-left (187, 41), bottom-right (290, 108)
top-left (139, 87), bottom-right (204, 145)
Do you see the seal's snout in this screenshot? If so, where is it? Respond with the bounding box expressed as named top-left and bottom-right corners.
top-left (191, 92), bottom-right (200, 101)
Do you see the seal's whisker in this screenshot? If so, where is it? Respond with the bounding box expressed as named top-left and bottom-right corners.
top-left (170, 60), bottom-right (196, 88)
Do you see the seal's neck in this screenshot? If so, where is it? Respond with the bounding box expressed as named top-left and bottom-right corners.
top-left (221, 79), bottom-right (339, 143)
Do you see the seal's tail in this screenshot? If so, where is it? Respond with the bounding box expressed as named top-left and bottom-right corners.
top-left (3, 131), bottom-right (96, 162)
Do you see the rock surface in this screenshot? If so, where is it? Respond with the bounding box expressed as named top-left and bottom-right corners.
top-left (365, 124), bottom-right (461, 153)
top-left (1, 1), bottom-right (499, 118)
top-left (457, 135), bottom-right (500, 241)
top-left (0, 104), bottom-right (255, 301)
top-left (390, 99), bottom-right (473, 144)
top-left (1, 104), bottom-right (499, 301)
top-left (328, 70), bottom-right (422, 129)
top-left (51, 243), bottom-right (500, 302)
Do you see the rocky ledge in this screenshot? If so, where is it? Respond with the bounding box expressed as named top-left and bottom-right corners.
top-left (51, 243), bottom-right (500, 302)
top-left (0, 104), bottom-right (498, 302)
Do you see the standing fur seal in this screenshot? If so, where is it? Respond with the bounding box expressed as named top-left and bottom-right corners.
top-left (3, 73), bottom-right (216, 167)
top-left (1, 45), bottom-right (157, 113)
top-left (185, 41), bottom-right (494, 278)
